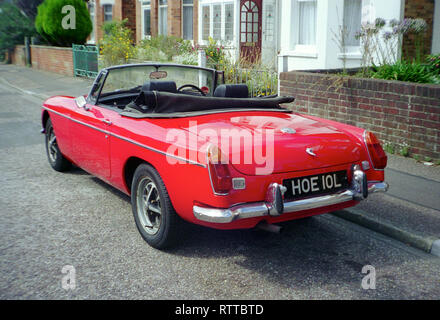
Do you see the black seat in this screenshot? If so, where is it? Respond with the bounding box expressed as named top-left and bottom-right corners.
top-left (213, 84), bottom-right (249, 98)
top-left (142, 81), bottom-right (177, 93)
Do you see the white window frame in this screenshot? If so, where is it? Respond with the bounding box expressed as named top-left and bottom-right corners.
top-left (158, 0), bottom-right (168, 36)
top-left (198, 0), bottom-right (236, 46)
top-left (182, 0), bottom-right (194, 40)
top-left (141, 1), bottom-right (151, 40)
top-left (290, 0), bottom-right (317, 55)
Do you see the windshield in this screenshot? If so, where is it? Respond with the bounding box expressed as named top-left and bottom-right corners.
top-left (98, 64), bottom-right (218, 98)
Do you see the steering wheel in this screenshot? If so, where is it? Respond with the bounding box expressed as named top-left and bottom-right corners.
top-left (177, 84), bottom-right (206, 96)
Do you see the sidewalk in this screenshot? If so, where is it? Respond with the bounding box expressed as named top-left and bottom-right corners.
top-left (334, 156), bottom-right (440, 256)
top-left (1, 64), bottom-right (439, 256)
top-left (0, 64), bottom-right (92, 100)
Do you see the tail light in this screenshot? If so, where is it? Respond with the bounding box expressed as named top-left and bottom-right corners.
top-left (207, 145), bottom-right (232, 195)
top-left (364, 131), bottom-right (388, 170)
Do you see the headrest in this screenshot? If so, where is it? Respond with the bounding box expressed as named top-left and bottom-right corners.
top-left (214, 84), bottom-right (249, 98)
top-left (142, 81), bottom-right (177, 93)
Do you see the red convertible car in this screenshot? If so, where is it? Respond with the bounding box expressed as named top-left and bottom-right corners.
top-left (41, 63), bottom-right (388, 249)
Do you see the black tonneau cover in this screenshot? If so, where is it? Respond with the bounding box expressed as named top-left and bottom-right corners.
top-left (121, 91), bottom-right (295, 118)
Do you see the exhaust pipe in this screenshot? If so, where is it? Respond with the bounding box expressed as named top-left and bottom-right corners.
top-left (257, 222), bottom-right (283, 234)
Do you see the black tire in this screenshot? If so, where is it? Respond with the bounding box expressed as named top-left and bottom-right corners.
top-left (45, 118), bottom-right (71, 172)
top-left (131, 164), bottom-right (181, 249)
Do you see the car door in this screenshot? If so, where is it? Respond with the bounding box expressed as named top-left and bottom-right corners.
top-left (69, 103), bottom-right (116, 181)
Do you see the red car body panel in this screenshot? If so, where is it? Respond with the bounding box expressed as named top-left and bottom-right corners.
top-left (42, 92), bottom-right (385, 230)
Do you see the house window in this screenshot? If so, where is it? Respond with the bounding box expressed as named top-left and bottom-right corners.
top-left (88, 2), bottom-right (95, 43)
top-left (202, 5), bottom-right (210, 41)
top-left (103, 4), bottom-right (113, 22)
top-left (159, 0), bottom-right (168, 35)
top-left (183, 0), bottom-right (194, 40)
top-left (142, 1), bottom-right (151, 39)
top-left (297, 0), bottom-right (317, 45)
top-left (200, 1), bottom-right (235, 43)
top-left (213, 5), bottom-right (222, 40)
top-left (225, 3), bottom-right (234, 41)
top-left (343, 0), bottom-right (362, 47)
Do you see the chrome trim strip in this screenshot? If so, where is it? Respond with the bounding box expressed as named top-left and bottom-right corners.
top-left (193, 181), bottom-right (389, 224)
top-left (42, 106), bottom-right (206, 168)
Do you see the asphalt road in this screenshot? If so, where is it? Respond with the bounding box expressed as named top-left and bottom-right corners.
top-left (0, 80), bottom-right (439, 300)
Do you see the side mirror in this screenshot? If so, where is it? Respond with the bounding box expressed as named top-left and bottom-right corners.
top-left (75, 96), bottom-right (87, 108)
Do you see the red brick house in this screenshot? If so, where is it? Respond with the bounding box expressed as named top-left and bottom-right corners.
top-left (86, 1), bottom-right (439, 69)
top-left (87, 0), bottom-right (198, 44)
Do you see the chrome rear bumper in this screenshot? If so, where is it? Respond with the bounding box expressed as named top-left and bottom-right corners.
top-left (193, 178), bottom-right (388, 224)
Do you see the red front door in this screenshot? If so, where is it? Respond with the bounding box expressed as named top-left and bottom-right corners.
top-left (239, 0), bottom-right (262, 63)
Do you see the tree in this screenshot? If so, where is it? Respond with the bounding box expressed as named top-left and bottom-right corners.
top-left (13, 0), bottom-right (44, 20)
top-left (35, 0), bottom-right (92, 47)
top-left (0, 2), bottom-right (36, 59)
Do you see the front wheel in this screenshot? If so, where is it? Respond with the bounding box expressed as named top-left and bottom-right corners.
top-left (45, 118), bottom-right (71, 172)
top-left (131, 164), bottom-right (182, 249)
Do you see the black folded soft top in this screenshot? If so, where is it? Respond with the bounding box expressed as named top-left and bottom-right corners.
top-left (120, 91), bottom-right (295, 119)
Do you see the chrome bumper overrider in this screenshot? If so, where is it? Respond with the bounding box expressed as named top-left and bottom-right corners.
top-left (193, 168), bottom-right (388, 224)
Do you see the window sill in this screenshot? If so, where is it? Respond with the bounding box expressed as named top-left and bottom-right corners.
top-left (338, 52), bottom-right (362, 60)
top-left (279, 51), bottom-right (318, 58)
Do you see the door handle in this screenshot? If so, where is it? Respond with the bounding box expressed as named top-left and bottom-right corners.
top-left (102, 119), bottom-right (112, 125)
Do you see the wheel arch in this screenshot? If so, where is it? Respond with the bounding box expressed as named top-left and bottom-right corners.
top-left (123, 157), bottom-right (157, 194)
top-left (42, 110), bottom-right (50, 132)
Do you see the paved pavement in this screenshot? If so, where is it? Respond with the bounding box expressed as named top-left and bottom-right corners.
top-left (0, 64), bottom-right (439, 299)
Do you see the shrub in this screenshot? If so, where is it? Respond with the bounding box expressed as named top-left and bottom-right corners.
top-left (172, 52), bottom-right (198, 66)
top-left (204, 37), bottom-right (226, 69)
top-left (138, 35), bottom-right (193, 62)
top-left (35, 0), bottom-right (92, 47)
top-left (426, 54), bottom-right (440, 75)
top-left (99, 19), bottom-right (137, 67)
top-left (0, 3), bottom-right (36, 60)
top-left (369, 60), bottom-right (437, 84)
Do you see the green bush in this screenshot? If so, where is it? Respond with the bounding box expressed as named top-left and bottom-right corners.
top-left (0, 3), bottom-right (36, 60)
top-left (99, 19), bottom-right (136, 67)
top-left (137, 35), bottom-right (193, 62)
top-left (426, 54), bottom-right (440, 75)
top-left (35, 0), bottom-right (92, 47)
top-left (369, 60), bottom-right (437, 84)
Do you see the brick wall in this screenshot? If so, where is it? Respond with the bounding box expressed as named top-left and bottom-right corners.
top-left (280, 71), bottom-right (440, 161)
top-left (10, 45), bottom-right (26, 66)
top-left (168, 0), bottom-right (182, 38)
top-left (30, 45), bottom-right (73, 76)
top-left (403, 0), bottom-right (435, 59)
top-left (122, 0), bottom-right (137, 36)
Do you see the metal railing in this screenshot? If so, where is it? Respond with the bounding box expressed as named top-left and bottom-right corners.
top-left (72, 44), bottom-right (99, 78)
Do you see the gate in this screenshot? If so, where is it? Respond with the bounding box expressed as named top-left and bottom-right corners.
top-left (72, 44), bottom-right (99, 78)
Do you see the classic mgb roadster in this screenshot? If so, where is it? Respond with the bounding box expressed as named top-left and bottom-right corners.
top-left (41, 63), bottom-right (388, 249)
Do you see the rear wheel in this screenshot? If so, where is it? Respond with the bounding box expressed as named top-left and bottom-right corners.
top-left (131, 164), bottom-right (181, 249)
top-left (45, 118), bottom-right (71, 172)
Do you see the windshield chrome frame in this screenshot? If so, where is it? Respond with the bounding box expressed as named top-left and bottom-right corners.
top-left (86, 63), bottom-right (220, 106)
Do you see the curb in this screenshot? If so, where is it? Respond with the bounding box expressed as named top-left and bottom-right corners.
top-left (332, 208), bottom-right (440, 257)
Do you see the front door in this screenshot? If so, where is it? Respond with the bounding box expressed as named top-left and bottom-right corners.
top-left (239, 0), bottom-right (262, 63)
